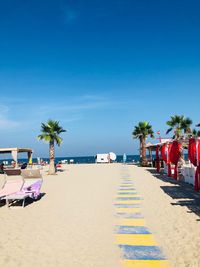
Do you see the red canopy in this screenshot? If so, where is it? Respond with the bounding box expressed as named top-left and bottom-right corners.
top-left (188, 138), bottom-right (200, 190)
top-left (188, 138), bottom-right (197, 166)
top-left (167, 143), bottom-right (172, 177)
top-left (169, 141), bottom-right (182, 180)
top-left (156, 145), bottom-right (160, 172)
top-left (161, 143), bottom-right (167, 163)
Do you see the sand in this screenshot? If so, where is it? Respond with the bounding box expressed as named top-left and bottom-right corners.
top-left (0, 164), bottom-right (200, 267)
top-left (132, 166), bottom-right (200, 267)
top-left (0, 164), bottom-right (122, 267)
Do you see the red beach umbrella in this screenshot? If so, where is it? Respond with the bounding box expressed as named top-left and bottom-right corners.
top-left (161, 143), bottom-right (167, 163)
top-left (188, 138), bottom-right (200, 190)
top-left (156, 145), bottom-right (160, 172)
top-left (188, 138), bottom-right (197, 165)
top-left (167, 143), bottom-right (172, 177)
top-left (169, 141), bottom-right (181, 180)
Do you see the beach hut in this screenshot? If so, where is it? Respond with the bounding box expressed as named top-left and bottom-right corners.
top-left (0, 148), bottom-right (33, 168)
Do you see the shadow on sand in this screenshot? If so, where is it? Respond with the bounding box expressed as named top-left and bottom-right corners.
top-left (146, 168), bottom-right (200, 219)
top-left (0, 193), bottom-right (46, 208)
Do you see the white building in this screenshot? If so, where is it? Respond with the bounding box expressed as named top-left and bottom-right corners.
top-left (95, 152), bottom-right (116, 163)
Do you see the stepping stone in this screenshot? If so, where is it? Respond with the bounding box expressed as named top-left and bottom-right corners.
top-left (120, 183), bottom-right (134, 185)
top-left (115, 213), bottom-right (143, 219)
top-left (116, 197), bottom-right (141, 201)
top-left (115, 200), bottom-right (141, 205)
top-left (118, 187), bottom-right (136, 191)
top-left (116, 226), bottom-right (151, 234)
top-left (116, 218), bottom-right (145, 226)
top-left (120, 184), bottom-right (134, 188)
top-left (115, 208), bottom-right (141, 214)
top-left (116, 234), bottom-right (157, 246)
top-left (118, 192), bottom-right (137, 195)
top-left (114, 204), bottom-right (140, 208)
top-left (122, 260), bottom-right (170, 267)
top-left (119, 245), bottom-right (166, 260)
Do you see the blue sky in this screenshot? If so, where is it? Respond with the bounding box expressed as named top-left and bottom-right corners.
top-left (0, 0), bottom-right (200, 157)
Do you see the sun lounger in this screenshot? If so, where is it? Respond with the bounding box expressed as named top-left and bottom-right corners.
top-left (4, 192), bottom-right (30, 208)
top-left (0, 169), bottom-right (43, 208)
top-left (0, 175), bottom-right (24, 200)
top-left (21, 169), bottom-right (42, 179)
top-left (4, 169), bottom-right (21, 176)
top-left (0, 174), bottom-right (5, 190)
top-left (21, 169), bottom-right (43, 199)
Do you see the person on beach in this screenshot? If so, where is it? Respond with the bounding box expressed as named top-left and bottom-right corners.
top-left (0, 162), bottom-right (4, 174)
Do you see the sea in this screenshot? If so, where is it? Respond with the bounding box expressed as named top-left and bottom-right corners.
top-left (0, 155), bottom-right (140, 165)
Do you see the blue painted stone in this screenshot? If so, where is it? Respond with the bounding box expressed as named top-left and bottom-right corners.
top-left (116, 197), bottom-right (141, 200)
top-left (118, 192), bottom-right (137, 195)
top-left (115, 212), bottom-right (143, 218)
top-left (119, 245), bottom-right (166, 260)
top-left (118, 188), bottom-right (135, 191)
top-left (114, 204), bottom-right (140, 208)
top-left (116, 226), bottom-right (151, 234)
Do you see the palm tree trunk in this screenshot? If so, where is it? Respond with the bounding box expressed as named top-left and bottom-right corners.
top-left (49, 141), bottom-right (56, 175)
top-left (141, 137), bottom-right (147, 166)
top-left (139, 137), bottom-right (142, 164)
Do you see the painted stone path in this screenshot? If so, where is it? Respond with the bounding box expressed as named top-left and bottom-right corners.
top-left (114, 166), bottom-right (170, 267)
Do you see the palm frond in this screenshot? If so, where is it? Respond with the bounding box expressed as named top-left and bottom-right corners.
top-left (166, 128), bottom-right (173, 135)
top-left (132, 121), bottom-right (154, 139)
top-left (38, 119), bottom-right (66, 145)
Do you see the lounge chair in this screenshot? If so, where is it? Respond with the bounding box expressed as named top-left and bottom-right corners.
top-left (4, 169), bottom-right (21, 176)
top-left (0, 174), bottom-right (5, 189)
top-left (1, 170), bottom-right (43, 208)
top-left (21, 169), bottom-right (43, 199)
top-left (0, 175), bottom-right (24, 200)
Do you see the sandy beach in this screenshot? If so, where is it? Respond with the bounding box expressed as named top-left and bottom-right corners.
top-left (0, 164), bottom-right (122, 267)
top-left (133, 166), bottom-right (200, 267)
top-left (0, 164), bottom-right (200, 267)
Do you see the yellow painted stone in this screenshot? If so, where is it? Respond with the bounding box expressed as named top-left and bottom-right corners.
top-left (114, 200), bottom-right (141, 205)
top-left (117, 191), bottom-right (136, 193)
top-left (122, 260), bottom-right (171, 267)
top-left (116, 234), bottom-right (157, 246)
top-left (116, 218), bottom-right (145, 226)
top-left (115, 208), bottom-right (141, 213)
top-left (120, 185), bottom-right (134, 187)
top-left (117, 195), bottom-right (140, 198)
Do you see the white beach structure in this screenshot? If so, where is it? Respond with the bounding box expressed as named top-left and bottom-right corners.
top-left (0, 147), bottom-right (33, 167)
top-left (95, 152), bottom-right (116, 163)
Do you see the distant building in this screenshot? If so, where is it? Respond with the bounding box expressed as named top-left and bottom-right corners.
top-left (95, 152), bottom-right (116, 163)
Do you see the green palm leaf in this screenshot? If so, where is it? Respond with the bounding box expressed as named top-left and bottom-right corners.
top-left (38, 119), bottom-right (66, 174)
top-left (132, 121), bottom-right (154, 166)
top-left (166, 115), bottom-right (192, 139)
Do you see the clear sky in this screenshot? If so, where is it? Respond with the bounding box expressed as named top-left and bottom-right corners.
top-left (0, 0), bottom-right (200, 157)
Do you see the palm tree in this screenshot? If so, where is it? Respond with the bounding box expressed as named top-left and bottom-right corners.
top-left (132, 122), bottom-right (154, 166)
top-left (38, 119), bottom-right (66, 175)
top-left (192, 128), bottom-right (200, 137)
top-left (166, 115), bottom-right (192, 139)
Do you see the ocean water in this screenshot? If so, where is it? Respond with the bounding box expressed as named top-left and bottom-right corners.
top-left (0, 155), bottom-right (140, 165)
top-left (54, 155), bottom-right (140, 164)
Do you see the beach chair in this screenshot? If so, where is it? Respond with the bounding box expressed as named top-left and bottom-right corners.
top-left (0, 174), bottom-right (5, 190)
top-left (1, 170), bottom-right (43, 208)
top-left (0, 175), bottom-right (25, 204)
top-left (21, 169), bottom-right (43, 200)
top-left (4, 169), bottom-right (21, 176)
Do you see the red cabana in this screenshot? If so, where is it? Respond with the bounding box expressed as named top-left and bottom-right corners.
top-left (188, 138), bottom-right (200, 191)
top-left (161, 143), bottom-right (167, 163)
top-left (167, 143), bottom-right (172, 177)
top-left (168, 141), bottom-right (182, 180)
top-left (156, 145), bottom-right (160, 172)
